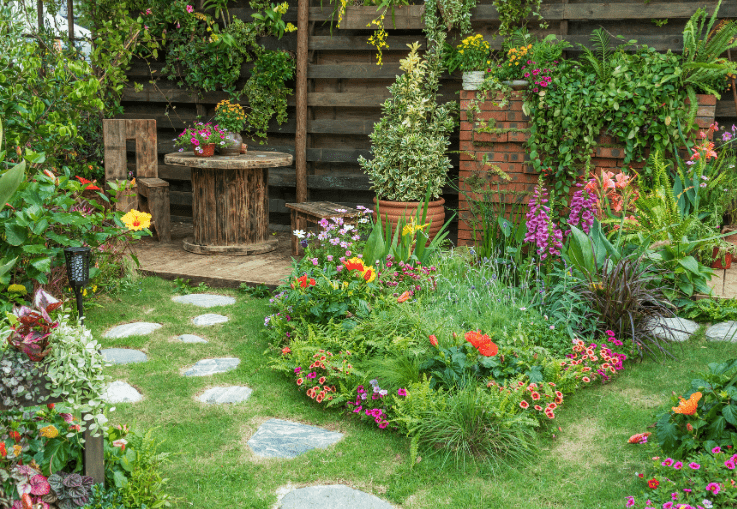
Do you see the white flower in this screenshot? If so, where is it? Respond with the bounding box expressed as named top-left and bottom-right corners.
top-left (343, 224), bottom-right (355, 231)
top-left (519, 307), bottom-right (527, 311)
top-left (293, 230), bottom-right (306, 239)
top-left (359, 217), bottom-right (369, 223)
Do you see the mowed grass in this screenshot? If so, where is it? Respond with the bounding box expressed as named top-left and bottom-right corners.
top-left (85, 277), bottom-right (734, 508)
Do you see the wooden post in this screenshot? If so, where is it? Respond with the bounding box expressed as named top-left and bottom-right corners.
top-left (67, 0), bottom-right (74, 44)
top-left (294, 0), bottom-right (309, 203)
top-left (37, 0), bottom-right (43, 33)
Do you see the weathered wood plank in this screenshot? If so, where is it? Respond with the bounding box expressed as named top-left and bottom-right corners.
top-left (716, 98), bottom-right (737, 118)
top-left (128, 142), bottom-right (372, 162)
top-left (309, 36), bottom-right (427, 51)
top-left (338, 5), bottom-right (425, 30)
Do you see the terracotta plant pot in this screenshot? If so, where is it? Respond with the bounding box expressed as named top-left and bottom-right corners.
top-left (193, 143), bottom-right (215, 157)
top-left (722, 226), bottom-right (737, 246)
top-left (373, 197), bottom-right (445, 241)
top-left (710, 246), bottom-right (732, 269)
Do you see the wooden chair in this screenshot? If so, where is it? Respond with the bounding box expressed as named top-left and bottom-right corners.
top-left (103, 119), bottom-right (171, 242)
top-left (285, 201), bottom-right (362, 256)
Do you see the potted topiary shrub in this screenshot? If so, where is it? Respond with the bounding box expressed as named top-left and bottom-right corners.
top-left (358, 42), bottom-right (456, 238)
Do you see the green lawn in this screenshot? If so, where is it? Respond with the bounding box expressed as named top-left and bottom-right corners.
top-left (86, 276), bottom-right (732, 508)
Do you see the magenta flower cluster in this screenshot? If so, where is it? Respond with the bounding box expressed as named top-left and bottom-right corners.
top-left (376, 255), bottom-right (438, 298)
top-left (296, 206), bottom-right (373, 265)
top-left (346, 379), bottom-right (406, 430)
top-left (567, 180), bottom-right (599, 235)
top-left (522, 60), bottom-right (557, 93)
top-left (524, 185), bottom-right (563, 260)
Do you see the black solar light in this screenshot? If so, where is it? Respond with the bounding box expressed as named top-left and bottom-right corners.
top-left (64, 246), bottom-right (91, 325)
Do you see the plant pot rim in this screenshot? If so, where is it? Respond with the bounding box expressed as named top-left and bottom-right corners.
top-left (374, 197), bottom-right (445, 206)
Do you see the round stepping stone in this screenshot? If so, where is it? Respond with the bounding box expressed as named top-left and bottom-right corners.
top-left (192, 314), bottom-right (228, 326)
top-left (643, 317), bottom-right (699, 343)
top-left (102, 381), bottom-right (143, 403)
top-left (197, 386), bottom-right (252, 404)
top-left (178, 334), bottom-right (208, 344)
top-left (705, 321), bottom-right (737, 342)
top-left (247, 419), bottom-right (343, 458)
top-left (172, 294), bottom-right (236, 308)
top-left (184, 358), bottom-right (240, 377)
top-left (103, 322), bottom-right (162, 339)
top-left (279, 485), bottom-right (393, 509)
top-left (102, 348), bottom-right (148, 365)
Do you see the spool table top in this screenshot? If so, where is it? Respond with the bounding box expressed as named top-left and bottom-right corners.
top-left (164, 150), bottom-right (293, 169)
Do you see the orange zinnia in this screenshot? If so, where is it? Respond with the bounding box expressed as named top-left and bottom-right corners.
top-left (672, 392), bottom-right (701, 415)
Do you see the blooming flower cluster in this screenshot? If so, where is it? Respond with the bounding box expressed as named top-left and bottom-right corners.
top-left (584, 170), bottom-right (638, 217)
top-left (374, 255), bottom-right (438, 298)
top-left (567, 179), bottom-right (599, 235)
top-left (291, 274), bottom-right (316, 289)
top-left (294, 206), bottom-right (373, 265)
top-left (521, 60), bottom-right (556, 93)
top-left (525, 184), bottom-right (563, 260)
top-left (343, 256), bottom-right (377, 283)
top-left (346, 379), bottom-right (407, 430)
top-left (465, 330), bottom-right (498, 357)
top-left (292, 349), bottom-right (353, 404)
top-left (561, 331), bottom-right (628, 384)
top-left (487, 378), bottom-right (563, 421)
top-left (629, 446), bottom-right (737, 509)
top-left (174, 122), bottom-right (227, 153)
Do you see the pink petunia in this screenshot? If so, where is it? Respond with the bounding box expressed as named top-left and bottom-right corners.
top-left (706, 482), bottom-right (720, 494)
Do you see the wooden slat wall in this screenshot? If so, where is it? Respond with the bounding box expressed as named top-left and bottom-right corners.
top-left (118, 0), bottom-right (737, 231)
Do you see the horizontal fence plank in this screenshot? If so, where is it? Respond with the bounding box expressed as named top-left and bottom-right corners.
top-left (338, 5), bottom-right (425, 30)
top-left (307, 64), bottom-right (402, 79)
top-left (309, 36), bottom-right (427, 51)
top-left (716, 99), bottom-right (737, 118)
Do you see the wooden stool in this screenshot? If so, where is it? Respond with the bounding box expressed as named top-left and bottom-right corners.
top-left (137, 178), bottom-right (171, 242)
top-left (285, 201), bottom-right (362, 256)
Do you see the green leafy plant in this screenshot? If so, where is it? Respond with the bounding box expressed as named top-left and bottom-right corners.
top-left (680, 297), bottom-right (737, 322)
top-left (655, 358), bottom-right (737, 459)
top-left (240, 283), bottom-right (272, 298)
top-left (48, 471), bottom-right (95, 509)
top-left (443, 33), bottom-right (490, 72)
top-left (358, 42), bottom-right (456, 201)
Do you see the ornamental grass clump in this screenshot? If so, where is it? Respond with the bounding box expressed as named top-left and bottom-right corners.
top-left (359, 42), bottom-right (456, 201)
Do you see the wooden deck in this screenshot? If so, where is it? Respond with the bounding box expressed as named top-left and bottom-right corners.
top-left (132, 222), bottom-right (294, 288)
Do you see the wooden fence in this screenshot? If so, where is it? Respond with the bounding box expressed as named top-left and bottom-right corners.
top-left (119, 0), bottom-right (737, 237)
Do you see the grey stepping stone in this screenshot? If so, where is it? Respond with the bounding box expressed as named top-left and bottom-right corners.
top-left (643, 317), bottom-right (699, 342)
top-left (192, 314), bottom-right (228, 326)
top-left (172, 294), bottom-right (236, 308)
top-left (197, 386), bottom-right (252, 404)
top-left (178, 334), bottom-right (208, 344)
top-left (184, 358), bottom-right (240, 377)
top-left (101, 348), bottom-right (148, 365)
top-left (102, 381), bottom-right (143, 403)
top-left (248, 419), bottom-right (343, 458)
top-left (706, 321), bottom-right (737, 342)
top-left (279, 485), bottom-right (393, 509)
top-left (103, 322), bottom-right (162, 338)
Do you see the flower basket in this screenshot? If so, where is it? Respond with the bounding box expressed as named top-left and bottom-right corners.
top-left (193, 143), bottom-right (216, 157)
top-left (339, 5), bottom-right (425, 29)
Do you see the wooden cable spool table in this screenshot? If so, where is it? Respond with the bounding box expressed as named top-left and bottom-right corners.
top-left (164, 151), bottom-right (293, 255)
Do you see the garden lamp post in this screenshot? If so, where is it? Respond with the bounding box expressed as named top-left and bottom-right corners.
top-left (64, 246), bottom-right (91, 325)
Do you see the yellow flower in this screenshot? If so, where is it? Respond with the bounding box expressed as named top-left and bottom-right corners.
top-left (40, 425), bottom-right (59, 439)
top-left (286, 22), bottom-right (297, 32)
top-left (8, 284), bottom-right (26, 294)
top-left (402, 220), bottom-right (429, 237)
top-left (13, 445), bottom-right (21, 457)
top-left (361, 266), bottom-right (376, 283)
top-left (121, 210), bottom-right (152, 231)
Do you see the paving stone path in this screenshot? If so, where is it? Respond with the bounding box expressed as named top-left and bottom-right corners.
top-left (102, 348), bottom-right (148, 365)
top-left (172, 294), bottom-right (236, 308)
top-left (279, 485), bottom-right (393, 509)
top-left (247, 419), bottom-right (343, 458)
top-left (192, 313), bottom-right (229, 326)
top-left (645, 317), bottom-right (699, 343)
top-left (103, 322), bottom-right (162, 338)
top-left (178, 334), bottom-right (208, 343)
top-left (102, 381), bottom-right (143, 403)
top-left (705, 321), bottom-right (737, 342)
top-left (184, 358), bottom-right (240, 376)
top-left (197, 386), bottom-right (252, 404)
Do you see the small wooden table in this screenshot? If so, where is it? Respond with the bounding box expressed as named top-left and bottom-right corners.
top-left (164, 151), bottom-right (293, 255)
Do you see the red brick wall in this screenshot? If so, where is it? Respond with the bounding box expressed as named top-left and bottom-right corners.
top-left (457, 91), bottom-right (716, 246)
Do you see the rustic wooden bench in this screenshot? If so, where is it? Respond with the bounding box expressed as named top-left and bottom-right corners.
top-left (0, 380), bottom-right (105, 485)
top-left (103, 119), bottom-right (172, 242)
top-left (285, 201), bottom-right (362, 256)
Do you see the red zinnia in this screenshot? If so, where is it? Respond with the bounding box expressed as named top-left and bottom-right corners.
top-left (318, 376), bottom-right (326, 384)
top-left (519, 401), bottom-right (529, 409)
top-left (316, 393), bottom-right (325, 403)
top-left (531, 392), bottom-right (541, 401)
top-left (648, 478), bottom-right (659, 489)
top-left (296, 378), bottom-right (304, 385)
top-left (429, 334), bottom-right (438, 347)
top-left (0, 442), bottom-right (6, 457)
top-left (9, 431), bottom-right (20, 443)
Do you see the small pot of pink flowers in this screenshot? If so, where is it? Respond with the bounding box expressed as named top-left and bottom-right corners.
top-left (175, 122), bottom-right (227, 157)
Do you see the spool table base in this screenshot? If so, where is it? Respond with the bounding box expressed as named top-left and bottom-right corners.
top-left (183, 237), bottom-right (278, 256)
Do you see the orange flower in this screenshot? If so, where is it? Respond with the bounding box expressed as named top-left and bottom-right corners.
top-left (0, 442), bottom-right (5, 457)
top-left (397, 291), bottom-right (410, 303)
top-left (628, 432), bottom-right (651, 444)
top-left (429, 334), bottom-right (438, 347)
top-left (477, 341), bottom-right (498, 357)
top-left (344, 257), bottom-right (365, 272)
top-left (672, 392), bottom-right (701, 415)
top-left (281, 347), bottom-right (291, 355)
top-left (465, 330), bottom-right (486, 347)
